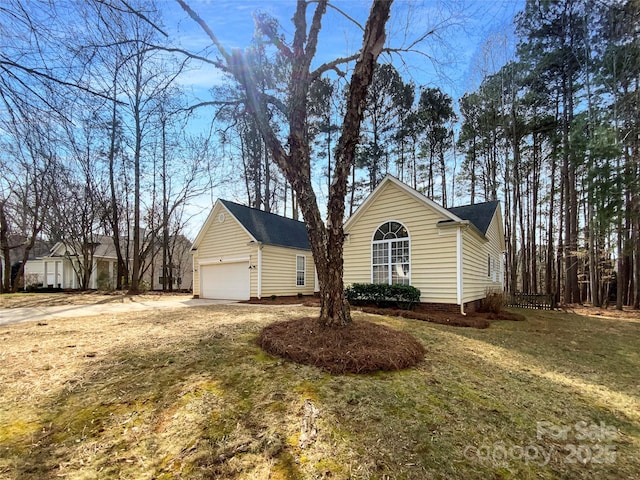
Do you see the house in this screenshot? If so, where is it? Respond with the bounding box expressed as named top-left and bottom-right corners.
top-left (24, 236), bottom-right (121, 290)
top-left (343, 175), bottom-right (505, 313)
top-left (191, 199), bottom-right (316, 300)
top-left (25, 234), bottom-right (194, 291)
top-left (3, 237), bottom-right (52, 290)
top-left (194, 176), bottom-right (504, 310)
top-left (146, 234), bottom-right (194, 291)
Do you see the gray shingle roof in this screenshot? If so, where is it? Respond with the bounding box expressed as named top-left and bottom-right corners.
top-left (221, 200), bottom-right (310, 250)
top-left (446, 201), bottom-right (499, 235)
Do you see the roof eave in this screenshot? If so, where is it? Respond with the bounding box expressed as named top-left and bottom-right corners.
top-left (261, 241), bottom-right (311, 251)
top-left (437, 219), bottom-right (488, 242)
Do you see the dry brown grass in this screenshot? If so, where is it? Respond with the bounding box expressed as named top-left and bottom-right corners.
top-left (0, 291), bottom-right (188, 308)
top-left (0, 300), bottom-right (639, 479)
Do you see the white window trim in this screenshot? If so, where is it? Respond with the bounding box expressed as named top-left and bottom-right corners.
top-left (296, 254), bottom-right (306, 287)
top-left (492, 257), bottom-right (498, 282)
top-left (370, 220), bottom-right (411, 286)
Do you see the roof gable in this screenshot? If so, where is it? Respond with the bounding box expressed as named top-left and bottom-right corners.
top-left (221, 200), bottom-right (310, 250)
top-left (446, 201), bottom-right (500, 235)
top-left (47, 235), bottom-right (120, 259)
top-left (190, 200), bottom-right (310, 251)
top-left (344, 175), bottom-right (461, 230)
top-left (345, 175), bottom-right (503, 242)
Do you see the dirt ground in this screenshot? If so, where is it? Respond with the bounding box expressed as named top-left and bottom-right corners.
top-left (564, 304), bottom-right (640, 322)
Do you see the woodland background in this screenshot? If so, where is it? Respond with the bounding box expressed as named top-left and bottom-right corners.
top-left (0, 0), bottom-right (638, 309)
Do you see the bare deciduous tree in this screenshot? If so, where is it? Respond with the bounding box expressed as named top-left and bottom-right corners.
top-left (178, 0), bottom-right (392, 326)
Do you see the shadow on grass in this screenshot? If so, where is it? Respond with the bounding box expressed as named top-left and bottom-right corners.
top-left (441, 308), bottom-right (640, 400)
top-left (2, 318), bottom-right (308, 479)
top-left (1, 307), bottom-right (639, 480)
top-left (1, 292), bottom-right (126, 309)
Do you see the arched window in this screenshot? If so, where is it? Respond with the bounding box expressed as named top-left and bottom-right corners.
top-left (372, 221), bottom-right (410, 285)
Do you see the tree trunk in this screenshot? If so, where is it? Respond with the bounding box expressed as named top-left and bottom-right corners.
top-left (128, 52), bottom-right (143, 295)
top-left (634, 204), bottom-right (640, 309)
top-left (107, 70), bottom-right (128, 291)
top-left (546, 151), bottom-right (556, 296)
top-left (587, 215), bottom-right (600, 307)
top-left (180, 0), bottom-right (392, 327)
top-left (162, 118), bottom-right (170, 292)
top-left (13, 224), bottom-right (41, 293)
top-left (264, 147), bottom-right (271, 213)
top-left (0, 201), bottom-right (12, 293)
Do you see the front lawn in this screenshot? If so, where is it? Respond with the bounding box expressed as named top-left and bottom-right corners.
top-left (0, 304), bottom-right (638, 479)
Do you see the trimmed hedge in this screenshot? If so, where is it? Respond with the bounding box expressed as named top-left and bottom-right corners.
top-left (345, 283), bottom-right (421, 309)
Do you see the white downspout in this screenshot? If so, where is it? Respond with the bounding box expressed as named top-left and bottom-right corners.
top-left (457, 225), bottom-right (466, 316)
top-left (192, 254), bottom-right (196, 297)
top-left (257, 244), bottom-right (263, 299)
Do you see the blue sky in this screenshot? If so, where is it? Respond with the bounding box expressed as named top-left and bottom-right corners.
top-left (165, 0), bottom-right (524, 103)
top-left (158, 0), bottom-right (525, 233)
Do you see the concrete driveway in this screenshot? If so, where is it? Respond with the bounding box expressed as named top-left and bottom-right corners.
top-left (0, 297), bottom-right (236, 327)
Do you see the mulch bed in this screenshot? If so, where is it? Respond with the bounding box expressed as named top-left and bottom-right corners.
top-left (241, 296), bottom-right (320, 306)
top-left (356, 306), bottom-right (492, 328)
top-left (356, 306), bottom-right (526, 328)
top-left (244, 295), bottom-right (525, 327)
top-left (258, 317), bottom-right (425, 374)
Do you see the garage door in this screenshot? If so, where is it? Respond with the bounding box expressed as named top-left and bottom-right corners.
top-left (201, 262), bottom-right (250, 300)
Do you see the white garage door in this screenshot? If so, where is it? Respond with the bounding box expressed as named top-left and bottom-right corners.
top-left (201, 262), bottom-right (250, 300)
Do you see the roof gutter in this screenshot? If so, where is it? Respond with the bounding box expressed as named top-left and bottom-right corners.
top-left (437, 219), bottom-right (487, 242)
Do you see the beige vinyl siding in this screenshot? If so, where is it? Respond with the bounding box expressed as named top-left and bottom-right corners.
top-left (461, 228), bottom-right (488, 302)
top-left (261, 245), bottom-right (315, 296)
top-left (462, 212), bottom-right (504, 303)
top-left (192, 252), bottom-right (199, 295)
top-left (344, 181), bottom-right (457, 304)
top-left (485, 212), bottom-right (505, 289)
top-left (192, 202), bottom-right (257, 297)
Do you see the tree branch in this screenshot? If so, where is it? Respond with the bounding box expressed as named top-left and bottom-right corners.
top-left (330, 0), bottom-right (393, 224)
top-left (310, 53), bottom-right (360, 81)
top-left (326, 2), bottom-right (364, 31)
top-left (253, 12), bottom-right (294, 59)
top-left (175, 0), bottom-right (231, 62)
top-left (118, 0), bottom-right (168, 37)
top-left (305, 0), bottom-right (329, 70)
top-left (0, 57), bottom-right (121, 104)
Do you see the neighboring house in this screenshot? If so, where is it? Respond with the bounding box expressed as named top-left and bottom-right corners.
top-left (191, 199), bottom-right (316, 300)
top-left (194, 176), bottom-right (504, 310)
top-left (24, 235), bottom-right (120, 289)
top-left (3, 238), bottom-right (52, 290)
top-left (25, 234), bottom-right (194, 291)
top-left (147, 234), bottom-right (193, 291)
top-left (343, 175), bottom-right (505, 312)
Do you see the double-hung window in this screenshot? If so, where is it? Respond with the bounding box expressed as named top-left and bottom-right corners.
top-left (372, 221), bottom-right (410, 285)
top-left (296, 255), bottom-right (306, 286)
